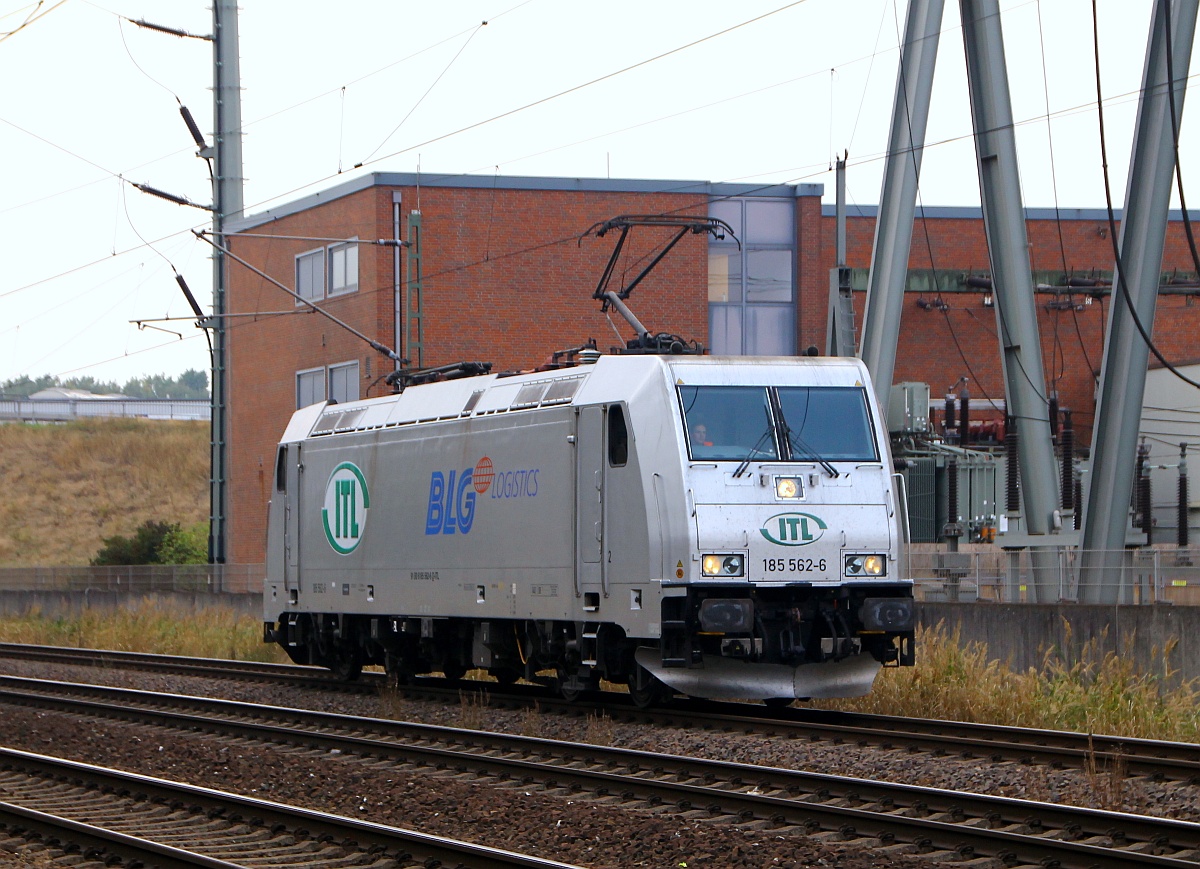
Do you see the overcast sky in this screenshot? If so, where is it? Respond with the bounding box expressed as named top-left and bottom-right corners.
top-left (0, 0), bottom-right (1195, 387)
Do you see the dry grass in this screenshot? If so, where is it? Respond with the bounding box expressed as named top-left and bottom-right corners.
top-left (0, 419), bottom-right (209, 566)
top-left (822, 621), bottom-right (1200, 742)
top-left (0, 599), bottom-right (284, 663)
top-left (458, 689), bottom-right (489, 730)
top-left (1, 599), bottom-right (1197, 743)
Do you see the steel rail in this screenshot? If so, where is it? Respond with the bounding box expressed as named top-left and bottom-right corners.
top-left (0, 746), bottom-right (582, 869)
top-left (0, 801), bottom-right (247, 869)
top-left (3, 642), bottom-right (1199, 783)
top-left (3, 675), bottom-right (1200, 869)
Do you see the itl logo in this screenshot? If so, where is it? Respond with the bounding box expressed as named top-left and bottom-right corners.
top-left (322, 462), bottom-right (370, 555)
top-left (761, 512), bottom-right (827, 546)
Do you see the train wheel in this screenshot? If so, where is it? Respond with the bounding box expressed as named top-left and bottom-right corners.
top-left (442, 662), bottom-right (467, 681)
top-left (330, 651), bottom-right (362, 682)
top-left (627, 671), bottom-right (668, 709)
top-left (558, 667), bottom-right (593, 702)
top-left (763, 697), bottom-right (794, 709)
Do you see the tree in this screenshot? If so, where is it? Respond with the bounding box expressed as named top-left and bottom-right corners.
top-left (1, 370), bottom-right (211, 400)
top-left (92, 520), bottom-right (210, 565)
top-left (157, 522), bottom-right (208, 564)
top-left (0, 374), bottom-right (55, 398)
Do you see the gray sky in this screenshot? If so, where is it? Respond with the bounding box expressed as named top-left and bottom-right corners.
top-left (0, 0), bottom-right (1194, 386)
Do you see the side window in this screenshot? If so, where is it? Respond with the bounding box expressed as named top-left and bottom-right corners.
top-left (329, 241), bottom-right (359, 296)
top-left (329, 361), bottom-right (360, 404)
top-left (296, 367), bottom-right (325, 409)
top-left (274, 446), bottom-right (288, 493)
top-left (608, 404), bottom-right (628, 467)
top-left (296, 248), bottom-right (325, 303)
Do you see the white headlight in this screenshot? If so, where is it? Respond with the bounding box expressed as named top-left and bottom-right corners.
top-left (774, 476), bottom-right (803, 499)
top-left (702, 554), bottom-right (745, 577)
top-left (845, 554), bottom-right (886, 577)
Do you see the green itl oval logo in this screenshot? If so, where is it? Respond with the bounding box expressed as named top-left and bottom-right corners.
top-left (760, 512), bottom-right (827, 547)
top-left (322, 462), bottom-right (370, 555)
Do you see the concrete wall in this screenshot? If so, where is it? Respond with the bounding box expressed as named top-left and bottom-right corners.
top-left (0, 591), bottom-right (261, 619)
top-left (918, 602), bottom-right (1200, 685)
top-left (4, 590), bottom-right (1196, 684)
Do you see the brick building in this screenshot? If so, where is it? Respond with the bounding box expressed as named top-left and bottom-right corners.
top-left (224, 172), bottom-right (1200, 564)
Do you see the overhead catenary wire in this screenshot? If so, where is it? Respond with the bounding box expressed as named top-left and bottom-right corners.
top-left (360, 20), bottom-right (489, 165)
top-left (4, 2), bottom-right (1195, 384)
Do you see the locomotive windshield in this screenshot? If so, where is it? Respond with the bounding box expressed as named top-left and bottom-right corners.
top-left (679, 386), bottom-right (778, 461)
top-left (777, 386), bottom-right (878, 462)
top-left (679, 384), bottom-right (877, 463)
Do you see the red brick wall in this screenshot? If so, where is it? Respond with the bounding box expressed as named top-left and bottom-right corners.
top-left (227, 180), bottom-right (1199, 564)
top-left (226, 184), bottom-right (709, 563)
top-left (813, 211), bottom-right (1200, 442)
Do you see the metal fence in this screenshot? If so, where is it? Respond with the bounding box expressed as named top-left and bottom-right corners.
top-left (911, 547), bottom-right (1200, 605)
top-left (0, 564), bottom-right (263, 595)
top-left (3, 553), bottom-right (1197, 605)
top-left (0, 397), bottom-right (210, 422)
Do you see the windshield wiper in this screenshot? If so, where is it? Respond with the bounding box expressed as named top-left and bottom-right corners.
top-left (781, 421), bottom-right (839, 478)
top-left (733, 427), bottom-right (775, 478)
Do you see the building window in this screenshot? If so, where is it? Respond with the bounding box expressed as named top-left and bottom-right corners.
top-left (296, 248), bottom-right (325, 303)
top-left (296, 367), bottom-right (325, 408)
top-left (329, 361), bottom-right (360, 404)
top-left (708, 198), bottom-right (795, 356)
top-left (329, 241), bottom-right (359, 296)
top-left (296, 362), bottom-right (360, 409)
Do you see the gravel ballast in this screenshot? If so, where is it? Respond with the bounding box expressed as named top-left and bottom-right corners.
top-left (1, 658), bottom-right (1197, 867)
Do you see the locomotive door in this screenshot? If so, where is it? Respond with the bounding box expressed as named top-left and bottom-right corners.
top-left (284, 443), bottom-right (302, 593)
top-left (575, 406), bottom-right (605, 599)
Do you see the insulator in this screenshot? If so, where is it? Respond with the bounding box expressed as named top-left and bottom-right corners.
top-left (944, 395), bottom-right (957, 441)
top-left (1179, 444), bottom-right (1189, 548)
top-left (1048, 394), bottom-right (1059, 444)
top-left (948, 458), bottom-right (960, 528)
top-left (959, 388), bottom-right (971, 446)
top-left (180, 105), bottom-right (207, 149)
top-left (1080, 475), bottom-right (1089, 530)
top-left (1005, 416), bottom-right (1020, 512)
top-left (1061, 411), bottom-right (1074, 511)
top-left (1137, 443), bottom-right (1152, 537)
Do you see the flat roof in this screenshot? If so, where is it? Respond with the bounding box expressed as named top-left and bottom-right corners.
top-left (822, 203), bottom-right (1200, 221)
top-left (228, 172), bottom-right (825, 232)
top-left (226, 169), bottom-right (1200, 232)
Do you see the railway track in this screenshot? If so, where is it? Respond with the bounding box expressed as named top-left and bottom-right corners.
top-left (0, 745), bottom-right (582, 868)
top-left (2, 641), bottom-right (1198, 784)
top-left (2, 673), bottom-right (1200, 868)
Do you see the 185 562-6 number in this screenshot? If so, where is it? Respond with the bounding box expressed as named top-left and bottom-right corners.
top-left (762, 557), bottom-right (827, 573)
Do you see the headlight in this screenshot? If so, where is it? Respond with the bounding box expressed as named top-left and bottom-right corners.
top-left (774, 476), bottom-right (803, 499)
top-left (699, 598), bottom-right (754, 632)
top-left (701, 553), bottom-right (745, 577)
top-left (844, 554), bottom-right (886, 577)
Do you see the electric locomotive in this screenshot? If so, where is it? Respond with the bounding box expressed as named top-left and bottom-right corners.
top-left (263, 352), bottom-right (914, 704)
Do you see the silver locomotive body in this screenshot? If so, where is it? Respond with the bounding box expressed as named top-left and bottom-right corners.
top-left (264, 354), bottom-right (914, 703)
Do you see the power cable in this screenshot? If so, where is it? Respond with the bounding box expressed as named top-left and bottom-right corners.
top-left (1162, 0), bottom-right (1200, 277)
top-left (0, 0), bottom-right (68, 43)
top-left (353, 1), bottom-right (813, 173)
top-left (887, 0), bottom-right (997, 414)
top-left (1090, 0), bottom-right (1200, 391)
top-left (360, 20), bottom-right (489, 164)
top-left (1035, 0), bottom-right (1080, 389)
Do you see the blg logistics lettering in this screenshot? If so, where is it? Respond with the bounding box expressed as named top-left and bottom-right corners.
top-left (425, 456), bottom-right (540, 536)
